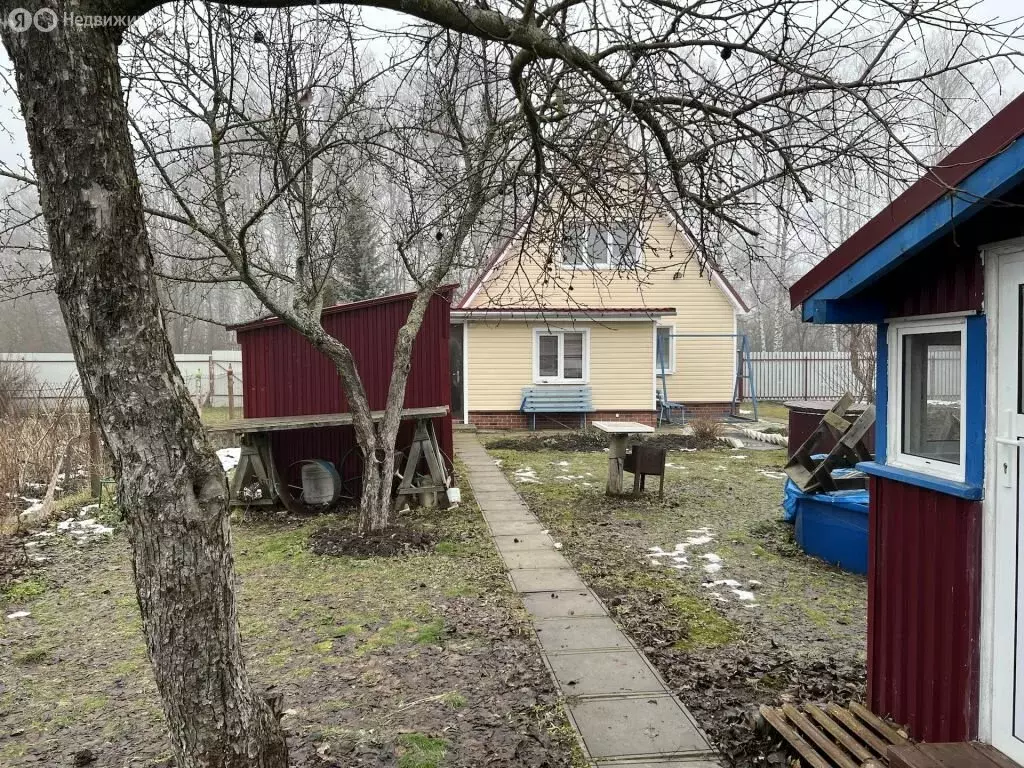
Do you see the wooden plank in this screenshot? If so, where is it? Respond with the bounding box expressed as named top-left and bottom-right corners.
top-left (804, 704), bottom-right (874, 763)
top-left (849, 702), bottom-right (908, 746)
top-left (972, 743), bottom-right (1024, 768)
top-left (826, 703), bottom-right (890, 757)
top-left (208, 406), bottom-right (449, 434)
top-left (823, 410), bottom-right (852, 433)
top-left (840, 406), bottom-right (877, 450)
top-left (782, 704), bottom-right (860, 768)
top-left (760, 706), bottom-right (831, 768)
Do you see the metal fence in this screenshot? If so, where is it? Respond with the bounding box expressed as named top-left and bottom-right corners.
top-left (750, 350), bottom-right (961, 401)
top-left (1, 351), bottom-right (244, 410)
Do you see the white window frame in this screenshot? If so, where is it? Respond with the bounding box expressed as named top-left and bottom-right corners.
top-left (532, 328), bottom-right (590, 384)
top-left (561, 221), bottom-right (642, 270)
top-left (887, 317), bottom-right (967, 482)
top-left (655, 323), bottom-right (676, 374)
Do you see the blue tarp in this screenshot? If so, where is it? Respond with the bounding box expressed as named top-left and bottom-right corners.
top-left (780, 460), bottom-right (870, 574)
top-left (781, 478), bottom-right (869, 521)
top-left (781, 455), bottom-right (868, 521)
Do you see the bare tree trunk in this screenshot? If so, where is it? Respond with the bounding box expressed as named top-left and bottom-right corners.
top-left (1, 15), bottom-right (287, 768)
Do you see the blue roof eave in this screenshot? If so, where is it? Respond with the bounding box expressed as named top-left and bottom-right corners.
top-left (800, 136), bottom-right (1024, 323)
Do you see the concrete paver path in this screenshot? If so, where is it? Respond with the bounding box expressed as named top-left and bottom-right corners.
top-left (456, 432), bottom-right (721, 767)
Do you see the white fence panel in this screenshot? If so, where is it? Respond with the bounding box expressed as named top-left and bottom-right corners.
top-left (2, 350), bottom-right (244, 409)
top-left (750, 349), bottom-right (960, 401)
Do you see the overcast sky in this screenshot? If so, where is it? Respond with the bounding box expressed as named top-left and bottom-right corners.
top-left (2, 0), bottom-right (1023, 171)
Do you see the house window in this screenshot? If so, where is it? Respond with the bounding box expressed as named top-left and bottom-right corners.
top-left (889, 319), bottom-right (965, 480)
top-left (656, 325), bottom-right (675, 374)
top-left (534, 329), bottom-right (589, 384)
top-left (562, 222), bottom-right (641, 269)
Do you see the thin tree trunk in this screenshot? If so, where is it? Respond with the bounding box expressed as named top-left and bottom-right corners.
top-left (1, 14), bottom-right (287, 768)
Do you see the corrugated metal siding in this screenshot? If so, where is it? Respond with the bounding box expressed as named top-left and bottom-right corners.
top-left (236, 291), bottom-right (453, 490)
top-left (873, 240), bottom-right (983, 318)
top-left (868, 476), bottom-right (982, 742)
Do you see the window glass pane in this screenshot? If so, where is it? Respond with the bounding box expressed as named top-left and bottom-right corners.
top-left (538, 335), bottom-right (559, 377)
top-left (562, 223), bottom-right (586, 265)
top-left (610, 222), bottom-right (640, 266)
top-left (902, 330), bottom-right (962, 464)
top-left (563, 333), bottom-right (584, 379)
top-left (587, 225), bottom-right (609, 265)
top-left (656, 327), bottom-right (671, 371)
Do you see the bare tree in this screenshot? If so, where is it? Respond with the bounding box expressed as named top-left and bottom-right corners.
top-left (1, 2), bottom-right (1020, 767)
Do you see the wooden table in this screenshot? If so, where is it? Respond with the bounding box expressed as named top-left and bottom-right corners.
top-left (208, 406), bottom-right (449, 509)
top-left (592, 420), bottom-right (655, 495)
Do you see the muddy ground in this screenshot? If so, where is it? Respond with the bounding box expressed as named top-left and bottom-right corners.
top-left (0, 478), bottom-right (581, 768)
top-left (486, 428), bottom-right (729, 453)
top-left (487, 437), bottom-right (867, 767)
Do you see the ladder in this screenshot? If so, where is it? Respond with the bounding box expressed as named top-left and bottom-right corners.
top-left (731, 334), bottom-right (759, 421)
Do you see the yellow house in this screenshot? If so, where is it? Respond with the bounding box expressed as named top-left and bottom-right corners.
top-left (450, 212), bottom-right (748, 428)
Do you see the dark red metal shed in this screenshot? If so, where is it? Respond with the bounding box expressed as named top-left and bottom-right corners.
top-left (230, 287), bottom-right (455, 496)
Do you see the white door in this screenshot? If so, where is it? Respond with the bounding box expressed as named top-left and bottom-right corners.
top-left (991, 247), bottom-right (1024, 762)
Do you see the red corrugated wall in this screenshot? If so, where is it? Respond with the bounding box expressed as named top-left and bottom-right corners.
top-left (868, 476), bottom-right (982, 742)
top-left (235, 289), bottom-right (454, 492)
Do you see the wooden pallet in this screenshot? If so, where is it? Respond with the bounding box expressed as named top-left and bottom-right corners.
top-left (761, 701), bottom-right (909, 768)
top-left (889, 742), bottom-right (1021, 768)
top-left (784, 394), bottom-right (875, 493)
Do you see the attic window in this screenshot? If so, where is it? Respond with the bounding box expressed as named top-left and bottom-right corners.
top-left (562, 222), bottom-right (641, 269)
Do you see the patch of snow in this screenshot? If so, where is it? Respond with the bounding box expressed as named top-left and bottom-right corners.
top-left (79, 503), bottom-right (100, 517)
top-left (554, 542), bottom-right (563, 550)
top-left (665, 462), bottom-right (687, 470)
top-left (551, 461), bottom-right (571, 467)
top-left (493, 459), bottom-right (503, 467)
top-left (756, 469), bottom-right (787, 480)
top-left (730, 455), bottom-right (747, 460)
top-left (732, 589), bottom-right (756, 602)
top-left (554, 474), bottom-right (585, 481)
top-left (55, 516), bottom-right (114, 542)
top-left (6, 611), bottom-right (31, 619)
top-left (514, 466), bottom-right (541, 484)
top-left (701, 553), bottom-right (723, 574)
top-left (217, 447), bottom-right (241, 472)
top-left (705, 579), bottom-right (742, 589)
top-left (712, 465), bottom-right (727, 471)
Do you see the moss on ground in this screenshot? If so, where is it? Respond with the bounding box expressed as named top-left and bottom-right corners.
top-left (396, 733), bottom-right (447, 768)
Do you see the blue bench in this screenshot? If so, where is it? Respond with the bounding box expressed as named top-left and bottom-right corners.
top-left (520, 386), bottom-right (594, 431)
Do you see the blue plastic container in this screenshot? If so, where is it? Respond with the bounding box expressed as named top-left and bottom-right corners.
top-left (782, 479), bottom-right (869, 575)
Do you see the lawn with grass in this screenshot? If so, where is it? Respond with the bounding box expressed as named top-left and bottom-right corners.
top-left (0, 470), bottom-right (580, 768)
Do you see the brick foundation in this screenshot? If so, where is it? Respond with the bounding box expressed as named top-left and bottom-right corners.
top-left (469, 410), bottom-right (657, 430)
top-left (682, 402), bottom-right (735, 419)
top-left (468, 404), bottom-right (734, 430)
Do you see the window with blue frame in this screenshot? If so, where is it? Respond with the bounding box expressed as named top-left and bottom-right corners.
top-left (888, 319), bottom-right (966, 482)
